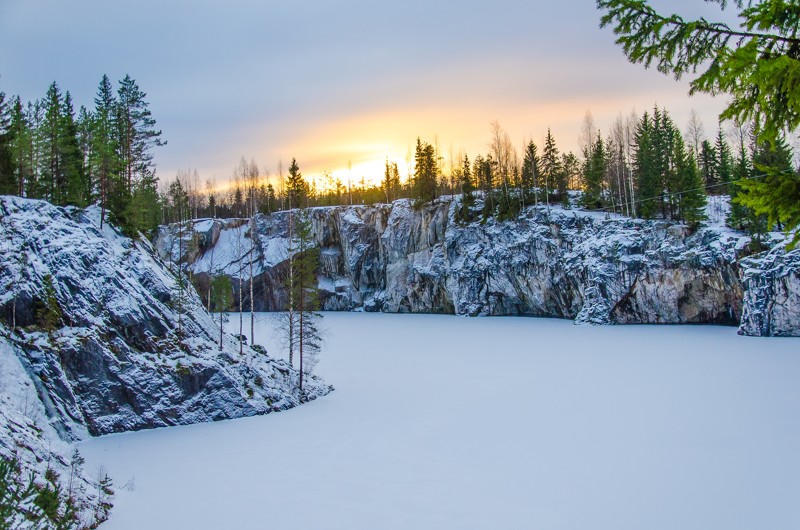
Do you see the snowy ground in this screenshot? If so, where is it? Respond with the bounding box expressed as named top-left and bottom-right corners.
top-left (81, 313), bottom-right (800, 530)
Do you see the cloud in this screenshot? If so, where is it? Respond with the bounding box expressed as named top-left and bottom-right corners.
top-left (0, 0), bottom-right (733, 188)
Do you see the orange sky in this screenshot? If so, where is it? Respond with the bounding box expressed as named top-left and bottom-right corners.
top-left (0, 0), bottom-right (737, 192)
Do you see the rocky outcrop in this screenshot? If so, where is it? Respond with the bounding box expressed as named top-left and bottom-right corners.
top-left (0, 196), bottom-right (331, 524)
top-left (0, 196), bottom-right (329, 438)
top-left (739, 247), bottom-right (800, 336)
top-left (156, 196), bottom-right (792, 334)
top-left (0, 337), bottom-right (110, 528)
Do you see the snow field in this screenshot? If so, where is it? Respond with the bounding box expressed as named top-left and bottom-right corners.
top-left (81, 314), bottom-right (800, 530)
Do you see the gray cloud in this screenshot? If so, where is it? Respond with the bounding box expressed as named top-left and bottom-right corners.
top-left (1, 0), bottom-right (731, 184)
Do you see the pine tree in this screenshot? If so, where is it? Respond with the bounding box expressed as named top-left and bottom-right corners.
top-left (284, 211), bottom-right (322, 393)
top-left (113, 75), bottom-right (165, 232)
top-left (92, 75), bottom-right (119, 228)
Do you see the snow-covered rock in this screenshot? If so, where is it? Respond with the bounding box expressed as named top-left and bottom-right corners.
top-left (156, 196), bottom-right (796, 334)
top-left (0, 336), bottom-right (110, 527)
top-left (738, 246), bottom-right (800, 336)
top-left (0, 196), bottom-right (330, 525)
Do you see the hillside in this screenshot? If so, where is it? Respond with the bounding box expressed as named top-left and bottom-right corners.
top-left (0, 196), bottom-right (330, 527)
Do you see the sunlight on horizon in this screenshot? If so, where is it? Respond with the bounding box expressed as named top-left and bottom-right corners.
top-left (189, 91), bottom-right (732, 197)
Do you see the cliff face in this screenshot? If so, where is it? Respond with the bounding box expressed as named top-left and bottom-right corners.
top-left (0, 196), bottom-right (329, 444)
top-left (157, 197), bottom-right (797, 336)
top-left (738, 247), bottom-right (800, 336)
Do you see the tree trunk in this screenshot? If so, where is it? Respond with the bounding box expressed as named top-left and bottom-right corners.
top-left (219, 310), bottom-right (223, 351)
top-left (249, 216), bottom-right (255, 344)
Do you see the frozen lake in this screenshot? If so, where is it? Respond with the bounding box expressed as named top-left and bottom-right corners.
top-left (82, 313), bottom-right (800, 530)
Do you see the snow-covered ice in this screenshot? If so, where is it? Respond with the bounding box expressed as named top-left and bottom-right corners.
top-left (81, 313), bottom-right (800, 530)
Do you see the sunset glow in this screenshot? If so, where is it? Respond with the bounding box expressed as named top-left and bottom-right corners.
top-left (0, 0), bottom-right (733, 192)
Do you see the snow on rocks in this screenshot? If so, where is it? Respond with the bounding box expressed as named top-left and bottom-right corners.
top-left (156, 196), bottom-right (798, 336)
top-left (0, 196), bottom-right (331, 522)
top-left (739, 246), bottom-right (800, 336)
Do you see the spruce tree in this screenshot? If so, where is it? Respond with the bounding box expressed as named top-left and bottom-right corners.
top-left (60, 92), bottom-right (86, 206)
top-left (673, 137), bottom-right (707, 227)
top-left (727, 142), bottom-right (769, 246)
top-left (413, 138), bottom-right (438, 205)
top-left (582, 132), bottom-right (607, 210)
top-left (8, 97), bottom-right (33, 197)
top-left (736, 136), bottom-right (799, 245)
top-left (455, 154), bottom-right (475, 224)
top-left (0, 90), bottom-right (13, 194)
top-left (598, 0), bottom-right (800, 246)
top-left (285, 157), bottom-right (307, 209)
top-left (634, 112), bottom-right (656, 218)
top-left (541, 129), bottom-right (564, 202)
top-left (521, 140), bottom-right (541, 206)
top-left (714, 126), bottom-right (734, 194)
top-left (36, 274), bottom-right (63, 331)
top-left (76, 106), bottom-right (94, 203)
top-left (699, 139), bottom-right (718, 191)
top-left (41, 82), bottom-right (64, 203)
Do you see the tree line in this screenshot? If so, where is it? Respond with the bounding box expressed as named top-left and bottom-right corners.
top-left (0, 75), bottom-right (165, 235)
top-left (158, 104), bottom-right (796, 247)
top-left (2, 76), bottom-right (794, 247)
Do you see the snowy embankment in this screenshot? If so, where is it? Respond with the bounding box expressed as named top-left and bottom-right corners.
top-left (0, 196), bottom-right (330, 526)
top-left (82, 313), bottom-right (800, 530)
top-left (156, 195), bottom-right (800, 336)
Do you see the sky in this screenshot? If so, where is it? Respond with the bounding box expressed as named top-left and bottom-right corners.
top-left (0, 0), bottom-right (736, 190)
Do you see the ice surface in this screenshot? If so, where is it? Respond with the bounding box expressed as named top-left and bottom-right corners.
top-left (81, 313), bottom-right (800, 530)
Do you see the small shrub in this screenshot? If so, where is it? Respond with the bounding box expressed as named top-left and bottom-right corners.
top-left (175, 361), bottom-right (191, 376)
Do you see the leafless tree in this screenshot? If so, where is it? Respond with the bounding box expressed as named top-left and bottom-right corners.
top-left (686, 109), bottom-right (706, 162)
top-left (579, 110), bottom-right (597, 161)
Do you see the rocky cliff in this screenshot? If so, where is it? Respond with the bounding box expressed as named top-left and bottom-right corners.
top-left (156, 196), bottom-right (797, 336)
top-left (738, 246), bottom-right (800, 336)
top-left (0, 196), bottom-right (330, 526)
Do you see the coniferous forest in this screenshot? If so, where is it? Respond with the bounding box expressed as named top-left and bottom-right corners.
top-left (0, 77), bottom-right (796, 247)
